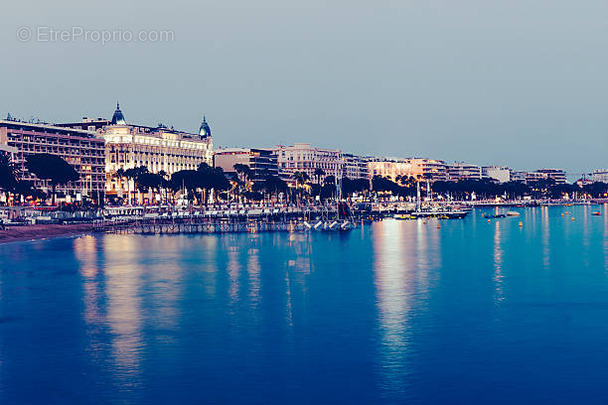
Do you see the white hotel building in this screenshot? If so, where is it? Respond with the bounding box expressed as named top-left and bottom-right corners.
top-left (275, 143), bottom-right (342, 183)
top-left (591, 170), bottom-right (608, 183)
top-left (368, 158), bottom-right (447, 182)
top-left (482, 166), bottom-right (511, 183)
top-left (446, 162), bottom-right (482, 181)
top-left (274, 144), bottom-right (370, 184)
top-left (367, 158), bottom-right (413, 181)
top-left (60, 104), bottom-right (213, 198)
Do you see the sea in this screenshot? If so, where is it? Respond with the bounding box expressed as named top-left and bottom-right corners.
top-left (1, 205), bottom-right (608, 404)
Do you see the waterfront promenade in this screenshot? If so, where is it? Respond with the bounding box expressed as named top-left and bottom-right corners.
top-left (0, 198), bottom-right (605, 243)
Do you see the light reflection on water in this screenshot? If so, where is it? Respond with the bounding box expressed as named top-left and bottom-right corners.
top-left (102, 237), bottom-right (145, 388)
top-left (604, 205), bottom-right (608, 273)
top-left (493, 221), bottom-right (504, 305)
top-left (542, 206), bottom-right (551, 270)
top-left (248, 248), bottom-right (261, 307)
top-left (373, 219), bottom-right (437, 400)
top-left (1, 206), bottom-right (608, 403)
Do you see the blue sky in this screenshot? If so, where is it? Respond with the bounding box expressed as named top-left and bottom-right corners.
top-left (1, 0), bottom-right (607, 175)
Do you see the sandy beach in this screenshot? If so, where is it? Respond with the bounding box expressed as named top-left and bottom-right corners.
top-left (0, 224), bottom-right (95, 244)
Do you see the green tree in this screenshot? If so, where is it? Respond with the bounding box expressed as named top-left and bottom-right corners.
top-left (314, 168), bottom-right (325, 185)
top-left (293, 171), bottom-right (310, 188)
top-left (197, 163), bottom-right (231, 204)
top-left (170, 170), bottom-right (202, 204)
top-left (234, 164), bottom-right (252, 184)
top-left (0, 154), bottom-right (17, 202)
top-left (124, 166), bottom-right (148, 205)
top-left (292, 171), bottom-right (310, 205)
top-left (136, 172), bottom-right (165, 204)
top-left (233, 163), bottom-right (253, 201)
top-left (582, 182), bottom-right (608, 198)
top-left (25, 154), bottom-right (79, 206)
top-left (254, 175), bottom-right (288, 202)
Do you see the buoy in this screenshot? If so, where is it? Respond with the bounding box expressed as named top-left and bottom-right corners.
top-left (518, 222), bottom-right (523, 227)
top-left (571, 217), bottom-right (575, 221)
top-left (437, 223), bottom-right (441, 229)
top-left (487, 219), bottom-right (491, 223)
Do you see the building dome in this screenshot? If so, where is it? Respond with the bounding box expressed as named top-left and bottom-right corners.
top-left (111, 102), bottom-right (126, 125)
top-left (199, 115), bottom-right (211, 138)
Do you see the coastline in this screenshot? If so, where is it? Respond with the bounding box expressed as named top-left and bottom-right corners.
top-left (0, 201), bottom-right (602, 244)
top-left (0, 223), bottom-right (95, 244)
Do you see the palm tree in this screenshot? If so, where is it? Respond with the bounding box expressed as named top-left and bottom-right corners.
top-left (0, 154), bottom-right (17, 204)
top-left (314, 168), bottom-right (325, 185)
top-left (234, 164), bottom-right (253, 201)
top-left (293, 171), bottom-right (310, 188)
top-left (123, 166), bottom-right (148, 205)
top-left (254, 175), bottom-right (288, 203)
top-left (112, 168), bottom-right (125, 200)
top-left (157, 170), bottom-right (169, 204)
top-left (292, 171), bottom-right (310, 205)
top-left (422, 173), bottom-right (434, 200)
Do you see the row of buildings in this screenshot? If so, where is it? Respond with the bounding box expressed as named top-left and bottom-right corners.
top-left (0, 103), bottom-right (597, 205)
top-left (1, 104), bottom-right (213, 204)
top-left (215, 149), bottom-right (569, 186)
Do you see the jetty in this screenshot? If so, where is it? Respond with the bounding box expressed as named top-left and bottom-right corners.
top-left (93, 206), bottom-right (358, 235)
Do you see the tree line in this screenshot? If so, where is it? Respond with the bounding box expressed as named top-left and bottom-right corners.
top-left (3, 153), bottom-right (608, 206)
top-left (0, 153), bottom-right (79, 206)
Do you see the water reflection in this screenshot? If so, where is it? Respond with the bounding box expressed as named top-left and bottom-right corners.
top-left (200, 237), bottom-right (219, 298)
top-left (247, 247), bottom-right (261, 306)
top-left (373, 220), bottom-right (436, 398)
top-left (146, 238), bottom-right (183, 333)
top-left (581, 204), bottom-right (591, 267)
top-left (493, 221), bottom-right (504, 304)
top-left (604, 205), bottom-right (608, 274)
top-left (284, 233), bottom-right (315, 329)
top-left (102, 237), bottom-right (144, 387)
top-left (74, 236), bottom-right (103, 326)
top-left (227, 247), bottom-right (241, 305)
top-left (541, 207), bottom-right (550, 270)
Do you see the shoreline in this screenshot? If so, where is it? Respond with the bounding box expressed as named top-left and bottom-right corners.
top-left (0, 202), bottom-right (603, 244)
top-left (0, 224), bottom-right (95, 245)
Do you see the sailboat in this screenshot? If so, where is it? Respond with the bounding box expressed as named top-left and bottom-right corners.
top-left (409, 179), bottom-right (469, 219)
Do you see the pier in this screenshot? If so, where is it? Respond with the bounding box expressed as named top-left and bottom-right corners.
top-left (94, 218), bottom-right (309, 234)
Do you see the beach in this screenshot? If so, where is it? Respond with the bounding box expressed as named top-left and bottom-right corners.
top-left (0, 223), bottom-right (95, 244)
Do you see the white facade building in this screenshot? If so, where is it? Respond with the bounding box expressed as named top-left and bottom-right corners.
top-left (525, 169), bottom-right (567, 185)
top-left (482, 166), bottom-right (511, 183)
top-left (591, 170), bottom-right (608, 183)
top-left (367, 159), bottom-right (413, 181)
top-left (342, 154), bottom-right (369, 180)
top-left (447, 162), bottom-right (482, 181)
top-left (60, 104), bottom-right (214, 199)
top-left (275, 143), bottom-right (343, 184)
top-left (367, 158), bottom-right (447, 182)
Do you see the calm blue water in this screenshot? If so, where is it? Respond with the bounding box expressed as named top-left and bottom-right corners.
top-left (1, 205), bottom-right (608, 404)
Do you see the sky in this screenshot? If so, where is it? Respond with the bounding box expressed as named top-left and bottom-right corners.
top-left (1, 0), bottom-right (607, 175)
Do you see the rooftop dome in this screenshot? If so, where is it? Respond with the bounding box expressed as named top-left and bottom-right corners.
top-left (111, 102), bottom-right (126, 125)
top-left (199, 115), bottom-right (211, 138)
